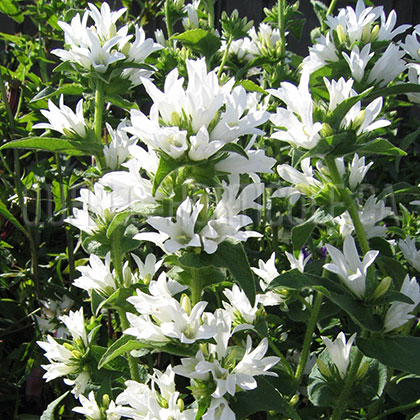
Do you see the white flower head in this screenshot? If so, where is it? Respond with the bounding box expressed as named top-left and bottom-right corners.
top-left (33, 95), bottom-right (87, 138)
top-left (322, 332), bottom-right (357, 379)
top-left (384, 275), bottom-right (420, 332)
top-left (285, 250), bottom-right (311, 273)
top-left (348, 153), bottom-right (373, 189)
top-left (223, 283), bottom-right (259, 325)
top-left (73, 391), bottom-right (102, 420)
top-left (324, 236), bottom-right (379, 299)
top-left (399, 236), bottom-right (420, 272)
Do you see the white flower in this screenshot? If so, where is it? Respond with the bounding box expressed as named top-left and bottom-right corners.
top-left (322, 332), bottom-right (357, 379)
top-left (64, 371), bottom-right (91, 398)
top-left (274, 158), bottom-right (322, 204)
top-left (358, 196), bottom-right (391, 239)
top-left (301, 33), bottom-right (339, 75)
top-left (74, 253), bottom-right (116, 296)
top-left (285, 250), bottom-right (311, 273)
top-left (342, 44), bottom-right (373, 82)
top-left (324, 236), bottom-right (379, 299)
top-left (348, 153), bottom-right (373, 190)
top-left (324, 77), bottom-right (355, 112)
top-left (202, 398), bottom-right (235, 420)
top-left (88, 2), bottom-right (126, 42)
top-left (182, 0), bottom-right (200, 29)
top-left (188, 126), bottom-right (225, 161)
top-left (146, 197), bottom-right (203, 253)
top-left (377, 10), bottom-right (410, 42)
top-left (104, 121), bottom-right (137, 170)
top-left (401, 29), bottom-right (420, 61)
top-left (367, 43), bottom-right (406, 87)
top-left (252, 252), bottom-right (284, 306)
top-left (33, 95), bottom-right (86, 138)
top-left (399, 236), bottom-right (420, 272)
top-left (406, 64), bottom-right (420, 104)
top-left (384, 275), bottom-right (420, 332)
top-left (60, 308), bottom-right (88, 347)
top-left (73, 391), bottom-right (102, 420)
top-left (223, 284), bottom-right (259, 325)
top-left (131, 253), bottom-right (163, 282)
top-left (269, 80), bottom-right (322, 150)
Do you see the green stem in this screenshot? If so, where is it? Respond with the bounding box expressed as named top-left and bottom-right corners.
top-left (94, 79), bottom-right (105, 144)
top-left (295, 292), bottom-right (323, 384)
top-left (164, 0), bottom-right (173, 38)
top-left (331, 345), bottom-right (365, 420)
top-left (0, 71), bottom-right (15, 127)
top-left (217, 35), bottom-right (232, 78)
top-left (206, 0), bottom-right (215, 29)
top-left (321, 0), bottom-right (338, 32)
top-left (117, 309), bottom-right (141, 382)
top-left (110, 226), bottom-right (125, 288)
top-left (370, 400), bottom-right (420, 420)
top-left (278, 0), bottom-right (286, 58)
top-left (190, 268), bottom-right (202, 306)
top-left (55, 153), bottom-right (76, 281)
top-left (325, 156), bottom-right (370, 255)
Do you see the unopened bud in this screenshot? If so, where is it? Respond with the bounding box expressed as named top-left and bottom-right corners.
top-left (290, 394), bottom-right (299, 406)
top-left (352, 110), bottom-right (366, 131)
top-left (317, 358), bottom-right (332, 378)
top-left (356, 360), bottom-right (370, 380)
top-left (63, 343), bottom-right (74, 351)
top-left (320, 123), bottom-right (334, 138)
top-left (295, 183), bottom-right (317, 196)
top-left (177, 398), bottom-right (185, 412)
top-left (121, 41), bottom-right (131, 56)
top-left (62, 127), bottom-right (74, 139)
top-left (370, 25), bottom-right (380, 42)
top-left (102, 394), bottom-right (110, 408)
top-left (171, 111), bottom-right (181, 126)
top-left (160, 398), bottom-right (169, 409)
top-left (336, 24), bottom-right (347, 44)
top-left (71, 350), bottom-right (83, 359)
top-left (372, 276), bottom-right (392, 300)
top-left (180, 293), bottom-right (192, 315)
top-left (361, 25), bottom-right (372, 43)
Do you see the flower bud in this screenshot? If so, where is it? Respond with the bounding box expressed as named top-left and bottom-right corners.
top-left (63, 343), bottom-right (74, 351)
top-left (336, 24), bottom-right (347, 44)
top-left (317, 358), bottom-right (332, 378)
top-left (177, 398), bottom-right (185, 412)
top-left (370, 25), bottom-right (380, 42)
top-left (180, 293), bottom-right (192, 315)
top-left (361, 25), bottom-right (372, 43)
top-left (356, 360), bottom-right (370, 380)
top-left (320, 123), bottom-right (334, 138)
top-left (71, 350), bottom-right (83, 359)
top-left (102, 394), bottom-right (110, 408)
top-left (290, 394), bottom-right (299, 406)
top-left (352, 110), bottom-right (366, 131)
top-left (372, 276), bottom-right (392, 300)
top-left (171, 111), bottom-right (181, 126)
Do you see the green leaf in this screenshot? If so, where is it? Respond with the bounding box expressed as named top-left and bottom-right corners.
top-left (327, 87), bottom-right (373, 129)
top-left (366, 83), bottom-right (420, 101)
top-left (358, 337), bottom-right (420, 375)
top-left (230, 376), bottom-right (301, 420)
top-left (387, 374), bottom-right (420, 404)
top-left (153, 154), bottom-right (184, 195)
top-left (218, 142), bottom-right (248, 159)
top-left (106, 211), bottom-right (132, 238)
top-left (308, 349), bottom-right (387, 408)
top-left (359, 138), bottom-right (406, 156)
top-left (98, 335), bottom-right (146, 369)
top-left (179, 239), bottom-right (256, 305)
top-left (0, 0), bottom-right (23, 23)
top-left (30, 84), bottom-right (84, 102)
top-left (236, 80), bottom-right (266, 94)
top-left (0, 137), bottom-right (104, 157)
top-left (291, 219), bottom-right (315, 251)
top-left (174, 29), bottom-right (221, 58)
top-left (0, 200), bottom-right (28, 237)
top-left (40, 391), bottom-right (69, 420)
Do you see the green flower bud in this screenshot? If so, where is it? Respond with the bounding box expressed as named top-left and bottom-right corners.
top-left (180, 293), bottom-right (192, 315)
top-left (317, 358), bottom-right (332, 378)
top-left (102, 394), bottom-right (110, 408)
top-left (320, 123), bottom-right (334, 138)
top-left (372, 276), bottom-right (392, 300)
top-left (352, 110), bottom-right (366, 131)
top-left (290, 394), bottom-right (299, 406)
top-left (63, 342), bottom-right (74, 351)
top-left (356, 360), bottom-right (370, 380)
top-left (71, 350), bottom-right (83, 359)
top-left (177, 398), bottom-right (185, 412)
top-left (370, 25), bottom-right (380, 42)
top-left (336, 24), bottom-right (347, 44)
top-left (361, 25), bottom-right (372, 43)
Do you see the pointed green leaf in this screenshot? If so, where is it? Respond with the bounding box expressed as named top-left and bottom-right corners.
top-left (179, 239), bottom-right (256, 305)
top-left (40, 391), bottom-right (69, 420)
top-left (358, 337), bottom-right (420, 375)
top-left (236, 80), bottom-right (266, 94)
top-left (359, 138), bottom-right (406, 156)
top-left (366, 83), bottom-right (420, 101)
top-left (230, 376), bottom-right (301, 420)
top-left (218, 142), bottom-right (249, 159)
top-left (291, 219), bottom-right (315, 251)
top-left (0, 0), bottom-right (23, 23)
top-left (174, 29), bottom-right (221, 57)
top-left (0, 137), bottom-right (104, 157)
top-left (0, 200), bottom-right (28, 237)
top-left (153, 155), bottom-right (184, 195)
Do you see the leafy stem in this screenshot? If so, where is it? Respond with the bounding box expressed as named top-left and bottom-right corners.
top-left (278, 0), bottom-right (286, 59)
top-left (164, 0), bottom-right (174, 38)
top-left (217, 35), bottom-right (233, 78)
top-left (295, 292), bottom-right (323, 384)
top-left (190, 268), bottom-right (203, 306)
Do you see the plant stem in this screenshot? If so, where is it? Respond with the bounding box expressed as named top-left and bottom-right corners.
top-left (331, 344), bottom-right (365, 420)
top-left (207, 0), bottom-right (215, 29)
top-left (94, 79), bottom-right (105, 144)
top-left (278, 0), bottom-right (286, 58)
top-left (217, 35), bottom-right (232, 78)
top-left (111, 226), bottom-right (125, 288)
top-left (55, 153), bottom-right (76, 281)
top-left (164, 0), bottom-right (173, 38)
top-left (370, 399), bottom-right (420, 420)
top-left (190, 268), bottom-right (202, 305)
top-left (117, 309), bottom-right (141, 382)
top-left (295, 292), bottom-right (323, 384)
top-left (326, 0), bottom-right (339, 16)
top-left (325, 156), bottom-right (370, 255)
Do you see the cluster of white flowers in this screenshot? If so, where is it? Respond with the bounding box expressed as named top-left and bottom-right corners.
top-left (52, 2), bottom-right (161, 83)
